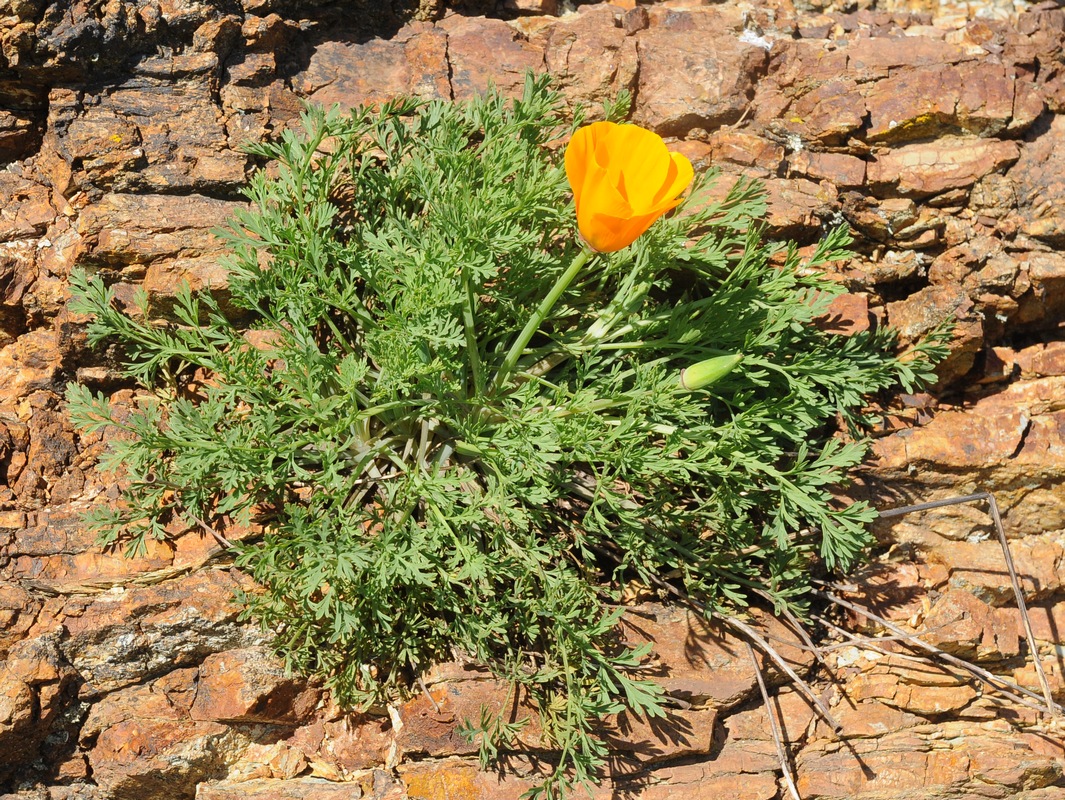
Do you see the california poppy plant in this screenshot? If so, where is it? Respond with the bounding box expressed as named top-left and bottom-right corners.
top-left (565, 121), bottom-right (694, 253)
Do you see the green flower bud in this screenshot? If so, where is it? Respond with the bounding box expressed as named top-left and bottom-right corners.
top-left (678, 353), bottom-right (742, 391)
top-left (453, 439), bottom-right (485, 457)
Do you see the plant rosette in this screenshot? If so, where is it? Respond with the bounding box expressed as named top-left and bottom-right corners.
top-left (67, 75), bottom-right (947, 799)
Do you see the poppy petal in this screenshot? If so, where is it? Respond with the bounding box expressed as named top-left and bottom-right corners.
top-left (566, 121), bottom-right (693, 253)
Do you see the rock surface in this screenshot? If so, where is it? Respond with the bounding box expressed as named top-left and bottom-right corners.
top-left (0, 0), bottom-right (1063, 799)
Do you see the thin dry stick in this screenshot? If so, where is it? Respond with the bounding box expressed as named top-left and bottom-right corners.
top-left (813, 612), bottom-right (956, 656)
top-left (814, 587), bottom-right (1065, 716)
top-left (810, 613), bottom-right (1043, 714)
top-left (18, 547), bottom-right (230, 596)
top-left (745, 640), bottom-right (802, 800)
top-left (588, 541), bottom-right (842, 732)
top-left (878, 491), bottom-right (1058, 717)
top-left (417, 673), bottom-right (443, 714)
top-left (817, 623), bottom-right (956, 651)
top-left (984, 493), bottom-right (1058, 716)
top-left (750, 586), bottom-right (826, 665)
top-left (191, 514), bottom-right (235, 549)
top-left (720, 611), bottom-right (842, 733)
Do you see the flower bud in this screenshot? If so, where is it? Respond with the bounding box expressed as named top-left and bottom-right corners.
top-left (678, 353), bottom-right (742, 391)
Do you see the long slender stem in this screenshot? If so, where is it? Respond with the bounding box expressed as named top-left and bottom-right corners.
top-left (746, 641), bottom-right (802, 800)
top-left (879, 491), bottom-right (1059, 717)
top-left (491, 246), bottom-right (594, 393)
top-left (813, 585), bottom-right (1065, 716)
top-left (520, 261), bottom-right (651, 384)
top-left (462, 272), bottom-right (483, 396)
top-left (586, 539), bottom-right (842, 733)
top-left (984, 493), bottom-right (1058, 717)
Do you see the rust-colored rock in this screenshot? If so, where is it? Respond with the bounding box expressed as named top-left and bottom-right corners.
top-left (0, 239), bottom-right (35, 346)
top-left (0, 580), bottom-right (39, 658)
top-left (710, 130), bottom-right (785, 175)
top-left (197, 775), bottom-right (395, 800)
top-left (1025, 250), bottom-right (1065, 322)
top-left (1025, 600), bottom-right (1065, 644)
top-left (631, 757), bottom-right (779, 800)
top-left (0, 328), bottom-right (64, 405)
top-left (602, 705), bottom-right (718, 765)
top-left (818, 695), bottom-right (922, 741)
top-left (867, 496), bottom-right (1065, 603)
top-left (43, 76), bottom-right (249, 195)
top-left (780, 76), bottom-right (867, 144)
top-left (400, 756), bottom-right (542, 800)
top-left (395, 605), bottom-right (775, 769)
top-left (763, 177), bottom-right (839, 239)
top-left (943, 533), bottom-right (1065, 603)
top-left (540, 7), bottom-right (638, 114)
top-left (875, 376), bottom-right (1065, 471)
top-left (884, 282), bottom-right (982, 380)
top-left (632, 10), bottom-right (768, 136)
top-left (72, 191), bottom-right (245, 316)
top-left (0, 108), bottom-right (39, 162)
top-left (442, 16), bottom-right (545, 101)
top-left (922, 588), bottom-right (1020, 660)
top-left (723, 688), bottom-right (815, 747)
top-left (839, 559), bottom-right (948, 627)
top-left (814, 292), bottom-right (872, 335)
top-left (619, 604), bottom-right (812, 709)
top-left (843, 35), bottom-right (977, 79)
top-left (797, 722), bottom-right (1062, 797)
top-left (397, 677), bottom-right (523, 757)
top-left (75, 192), bottom-right (243, 270)
top-left (295, 23), bottom-right (450, 110)
top-left (84, 667), bottom-right (251, 800)
top-left (846, 657), bottom-right (980, 716)
top-left (789, 149), bottom-right (866, 188)
top-left (288, 711), bottom-right (394, 779)
top-left (1013, 655), bottom-right (1065, 702)
top-left (503, 0), bottom-right (559, 13)
top-left (0, 5), bottom-right (1064, 800)
top-left (190, 647), bottom-right (321, 725)
top-left (0, 173), bottom-right (54, 243)
top-left (985, 341), bottom-right (1065, 382)
top-left (6, 503), bottom-right (175, 586)
top-left (54, 569), bottom-right (262, 696)
top-left (862, 63), bottom-right (1017, 142)
top-left (842, 195), bottom-right (940, 246)
top-left (226, 740), bottom-right (308, 782)
top-left (0, 633), bottom-right (76, 781)
top-left (796, 728), bottom-right (984, 796)
top-left (1010, 113), bottom-right (1065, 246)
top-left (867, 136), bottom-right (1021, 197)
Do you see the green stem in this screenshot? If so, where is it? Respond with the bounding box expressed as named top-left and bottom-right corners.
top-left (583, 258), bottom-right (646, 342)
top-left (462, 272), bottom-right (484, 396)
top-left (516, 258), bottom-right (651, 384)
top-left (491, 246), bottom-right (595, 393)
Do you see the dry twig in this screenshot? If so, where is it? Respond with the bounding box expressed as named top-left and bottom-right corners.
top-left (192, 514), bottom-right (235, 549)
top-left (418, 673), bottom-right (443, 714)
top-left (878, 491), bottom-right (1059, 717)
top-left (813, 585), bottom-right (1065, 717)
top-left (810, 612), bottom-right (1044, 714)
top-left (745, 640), bottom-right (802, 800)
top-left (588, 541), bottom-right (842, 733)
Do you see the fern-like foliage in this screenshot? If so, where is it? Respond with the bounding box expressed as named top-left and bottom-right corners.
top-left (66, 75), bottom-right (947, 798)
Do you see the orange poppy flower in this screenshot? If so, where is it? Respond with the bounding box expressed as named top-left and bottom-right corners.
top-left (565, 121), bottom-right (694, 253)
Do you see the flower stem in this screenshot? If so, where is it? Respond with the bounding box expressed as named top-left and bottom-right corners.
top-left (491, 245), bottom-right (595, 393)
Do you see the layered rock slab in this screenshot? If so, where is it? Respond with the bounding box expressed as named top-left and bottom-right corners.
top-left (0, 2), bottom-right (1064, 800)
